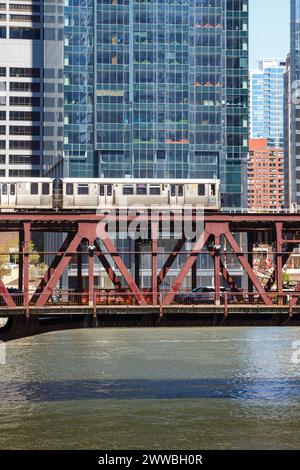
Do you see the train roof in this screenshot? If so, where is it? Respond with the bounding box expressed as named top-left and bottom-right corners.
top-left (0, 177), bottom-right (54, 182)
top-left (61, 178), bottom-right (220, 184)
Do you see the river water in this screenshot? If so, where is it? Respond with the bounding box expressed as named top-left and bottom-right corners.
top-left (0, 327), bottom-right (300, 450)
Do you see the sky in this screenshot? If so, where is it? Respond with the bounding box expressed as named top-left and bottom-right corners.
top-left (250, 0), bottom-right (290, 68)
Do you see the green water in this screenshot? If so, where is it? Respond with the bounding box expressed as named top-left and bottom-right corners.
top-left (0, 327), bottom-right (300, 450)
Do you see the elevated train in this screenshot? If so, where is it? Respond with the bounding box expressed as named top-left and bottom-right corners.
top-left (0, 178), bottom-right (221, 211)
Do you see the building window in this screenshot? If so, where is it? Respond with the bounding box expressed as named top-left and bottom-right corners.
top-left (9, 27), bottom-right (40, 40)
top-left (9, 67), bottom-right (40, 78)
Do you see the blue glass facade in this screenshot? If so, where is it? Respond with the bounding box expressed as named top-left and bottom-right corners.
top-left (250, 59), bottom-right (285, 149)
top-left (63, 0), bottom-right (249, 208)
top-left (290, 0), bottom-right (300, 208)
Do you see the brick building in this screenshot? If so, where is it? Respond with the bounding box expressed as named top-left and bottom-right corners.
top-left (248, 138), bottom-right (285, 211)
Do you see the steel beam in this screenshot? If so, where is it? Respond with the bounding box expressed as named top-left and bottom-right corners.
top-left (157, 237), bottom-right (186, 286)
top-left (224, 229), bottom-right (273, 306)
top-left (18, 230), bottom-right (24, 292)
top-left (97, 224), bottom-right (147, 306)
top-left (151, 222), bottom-right (159, 306)
top-left (94, 240), bottom-right (122, 289)
top-left (214, 235), bottom-right (221, 305)
top-left (23, 223), bottom-right (31, 314)
top-left (36, 233), bottom-right (82, 307)
top-left (31, 233), bottom-right (75, 300)
top-left (88, 239), bottom-right (94, 307)
top-left (276, 223), bottom-right (283, 305)
top-left (0, 280), bottom-right (16, 308)
top-left (163, 230), bottom-right (210, 306)
top-left (77, 242), bottom-right (83, 292)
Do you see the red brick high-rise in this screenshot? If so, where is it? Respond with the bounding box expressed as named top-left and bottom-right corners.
top-left (248, 139), bottom-right (285, 211)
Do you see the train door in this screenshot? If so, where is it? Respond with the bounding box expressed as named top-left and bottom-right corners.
top-left (0, 183), bottom-right (8, 207)
top-left (169, 184), bottom-right (184, 206)
top-left (170, 184), bottom-right (177, 206)
top-left (106, 184), bottom-right (113, 206)
top-left (0, 183), bottom-right (16, 208)
top-left (9, 183), bottom-right (16, 207)
top-left (209, 183), bottom-right (216, 207)
top-left (98, 184), bottom-right (106, 207)
top-left (177, 184), bottom-right (184, 206)
top-left (98, 184), bottom-right (114, 207)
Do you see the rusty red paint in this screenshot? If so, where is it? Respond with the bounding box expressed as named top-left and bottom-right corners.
top-left (0, 212), bottom-right (299, 311)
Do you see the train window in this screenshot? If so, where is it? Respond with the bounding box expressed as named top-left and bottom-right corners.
top-left (31, 183), bottom-right (38, 195)
top-left (198, 184), bottom-right (205, 196)
top-left (136, 185), bottom-right (147, 195)
top-left (99, 185), bottom-right (105, 196)
top-left (2, 184), bottom-right (7, 195)
top-left (77, 184), bottom-right (89, 195)
top-left (66, 183), bottom-right (73, 195)
top-left (150, 186), bottom-right (161, 195)
top-left (42, 183), bottom-right (50, 195)
top-left (171, 185), bottom-right (176, 197)
top-left (107, 185), bottom-right (112, 196)
top-left (210, 184), bottom-right (216, 196)
top-left (10, 184), bottom-right (16, 196)
top-left (123, 186), bottom-right (134, 195)
top-left (178, 185), bottom-right (184, 197)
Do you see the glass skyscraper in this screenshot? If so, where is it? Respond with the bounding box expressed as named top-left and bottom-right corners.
top-left (62, 0), bottom-right (249, 208)
top-left (250, 59), bottom-right (286, 149)
top-left (288, 0), bottom-right (300, 208)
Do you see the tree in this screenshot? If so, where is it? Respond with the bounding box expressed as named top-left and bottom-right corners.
top-left (0, 235), bottom-right (18, 278)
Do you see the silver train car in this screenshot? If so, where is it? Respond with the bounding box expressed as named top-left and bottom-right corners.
top-left (61, 178), bottom-right (221, 210)
top-left (0, 178), bottom-right (54, 210)
top-left (0, 178), bottom-right (221, 211)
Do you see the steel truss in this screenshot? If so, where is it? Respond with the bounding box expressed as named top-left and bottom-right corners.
top-left (1, 212), bottom-right (300, 315)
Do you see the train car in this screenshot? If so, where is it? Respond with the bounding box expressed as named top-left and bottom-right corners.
top-left (0, 178), bottom-right (54, 211)
top-left (60, 178), bottom-right (221, 210)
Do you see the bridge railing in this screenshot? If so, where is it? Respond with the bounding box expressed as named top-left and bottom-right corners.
top-left (2, 289), bottom-right (300, 316)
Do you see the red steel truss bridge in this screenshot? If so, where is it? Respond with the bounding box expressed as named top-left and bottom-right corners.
top-left (1, 211), bottom-right (300, 340)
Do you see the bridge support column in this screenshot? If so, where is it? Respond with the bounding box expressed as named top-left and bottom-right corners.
top-left (23, 223), bottom-right (31, 316)
top-left (214, 236), bottom-right (221, 306)
top-left (134, 239), bottom-right (140, 288)
top-left (77, 242), bottom-right (83, 292)
top-left (18, 230), bottom-right (24, 292)
top-left (276, 223), bottom-right (283, 306)
top-left (88, 241), bottom-right (95, 307)
top-left (247, 232), bottom-right (254, 301)
top-left (151, 222), bottom-right (159, 306)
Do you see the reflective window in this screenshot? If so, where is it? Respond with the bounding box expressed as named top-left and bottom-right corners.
top-left (198, 184), bottom-right (206, 196)
top-left (31, 183), bottom-right (38, 195)
top-left (149, 186), bottom-right (161, 195)
top-left (42, 183), bottom-right (50, 195)
top-left (123, 186), bottom-right (134, 195)
top-left (77, 184), bottom-right (89, 195)
top-left (66, 183), bottom-right (74, 195)
top-left (136, 185), bottom-right (147, 195)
